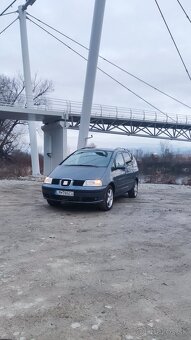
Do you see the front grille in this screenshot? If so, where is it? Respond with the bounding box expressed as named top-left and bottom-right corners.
top-left (52, 179), bottom-right (60, 185)
top-left (52, 178), bottom-right (85, 186)
top-left (61, 196), bottom-right (99, 202)
top-left (73, 180), bottom-right (85, 186)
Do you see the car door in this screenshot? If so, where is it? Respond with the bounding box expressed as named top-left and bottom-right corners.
top-left (112, 152), bottom-right (127, 195)
top-left (123, 151), bottom-right (135, 189)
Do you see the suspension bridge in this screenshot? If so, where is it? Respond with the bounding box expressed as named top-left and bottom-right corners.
top-left (1, 0), bottom-right (191, 177)
top-left (1, 97), bottom-right (191, 143)
top-left (1, 96), bottom-right (191, 174)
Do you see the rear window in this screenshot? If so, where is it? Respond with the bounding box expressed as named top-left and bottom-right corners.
top-left (63, 150), bottom-right (112, 167)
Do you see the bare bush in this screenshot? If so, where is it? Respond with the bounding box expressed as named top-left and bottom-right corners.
top-left (0, 74), bottom-right (53, 160)
top-left (0, 151), bottom-right (43, 179)
top-left (136, 149), bottom-right (191, 185)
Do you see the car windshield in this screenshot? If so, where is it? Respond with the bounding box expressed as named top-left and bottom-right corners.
top-left (63, 150), bottom-right (112, 167)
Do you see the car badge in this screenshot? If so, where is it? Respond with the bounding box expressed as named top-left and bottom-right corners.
top-left (63, 180), bottom-right (68, 185)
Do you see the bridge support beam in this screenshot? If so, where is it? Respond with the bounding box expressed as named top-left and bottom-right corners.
top-left (42, 121), bottom-right (68, 175)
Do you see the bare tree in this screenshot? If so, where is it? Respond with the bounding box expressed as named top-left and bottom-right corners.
top-left (0, 74), bottom-right (53, 159)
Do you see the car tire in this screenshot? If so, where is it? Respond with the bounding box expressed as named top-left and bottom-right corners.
top-left (47, 199), bottom-right (61, 207)
top-left (100, 185), bottom-right (114, 211)
top-left (128, 180), bottom-right (138, 198)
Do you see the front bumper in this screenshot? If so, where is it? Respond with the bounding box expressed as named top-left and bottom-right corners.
top-left (42, 184), bottom-right (106, 204)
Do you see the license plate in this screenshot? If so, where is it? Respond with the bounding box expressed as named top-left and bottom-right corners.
top-left (56, 190), bottom-right (74, 197)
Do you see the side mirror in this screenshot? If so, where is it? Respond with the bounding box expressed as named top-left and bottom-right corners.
top-left (118, 165), bottom-right (126, 170)
top-left (112, 165), bottom-right (125, 171)
top-left (126, 159), bottom-right (132, 164)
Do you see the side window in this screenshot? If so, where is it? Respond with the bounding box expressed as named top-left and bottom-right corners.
top-left (115, 152), bottom-right (125, 167)
top-left (123, 152), bottom-right (132, 165)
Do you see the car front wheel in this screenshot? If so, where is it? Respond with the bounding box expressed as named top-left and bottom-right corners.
top-left (128, 180), bottom-right (138, 198)
top-left (100, 185), bottom-right (114, 211)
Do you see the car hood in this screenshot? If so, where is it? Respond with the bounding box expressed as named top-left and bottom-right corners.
top-left (50, 165), bottom-right (107, 180)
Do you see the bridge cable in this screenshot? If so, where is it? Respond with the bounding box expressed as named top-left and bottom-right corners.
top-left (27, 13), bottom-right (191, 110)
top-left (0, 17), bottom-right (18, 35)
top-left (0, 11), bottom-right (17, 16)
top-left (176, 0), bottom-right (191, 23)
top-left (27, 17), bottom-right (176, 122)
top-left (0, 0), bottom-right (17, 16)
top-left (154, 0), bottom-right (191, 81)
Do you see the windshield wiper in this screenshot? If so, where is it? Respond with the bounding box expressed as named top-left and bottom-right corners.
top-left (77, 164), bottom-right (99, 167)
top-left (65, 164), bottom-right (98, 167)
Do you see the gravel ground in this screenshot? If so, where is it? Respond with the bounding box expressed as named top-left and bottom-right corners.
top-left (0, 179), bottom-right (191, 340)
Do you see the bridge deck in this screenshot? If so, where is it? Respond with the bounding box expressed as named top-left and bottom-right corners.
top-left (0, 105), bottom-right (64, 123)
top-left (0, 100), bottom-right (191, 141)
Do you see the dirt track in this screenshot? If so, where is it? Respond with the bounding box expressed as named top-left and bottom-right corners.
top-left (0, 179), bottom-right (191, 340)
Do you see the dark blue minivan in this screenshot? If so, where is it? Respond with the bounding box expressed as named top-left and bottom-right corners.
top-left (42, 147), bottom-right (139, 210)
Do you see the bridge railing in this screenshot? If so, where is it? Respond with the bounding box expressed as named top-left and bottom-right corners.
top-left (0, 96), bottom-right (191, 125)
top-left (43, 98), bottom-right (191, 125)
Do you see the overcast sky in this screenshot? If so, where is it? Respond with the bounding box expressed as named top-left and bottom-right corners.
top-left (1, 0), bottom-right (191, 153)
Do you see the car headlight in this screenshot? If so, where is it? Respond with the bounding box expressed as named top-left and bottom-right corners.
top-left (83, 179), bottom-right (102, 187)
top-left (44, 176), bottom-right (52, 184)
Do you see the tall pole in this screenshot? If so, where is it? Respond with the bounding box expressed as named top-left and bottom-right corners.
top-left (77, 0), bottom-right (106, 149)
top-left (18, 5), bottom-right (40, 175)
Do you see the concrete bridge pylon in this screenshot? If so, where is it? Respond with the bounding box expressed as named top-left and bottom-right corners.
top-left (42, 120), bottom-right (69, 175)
